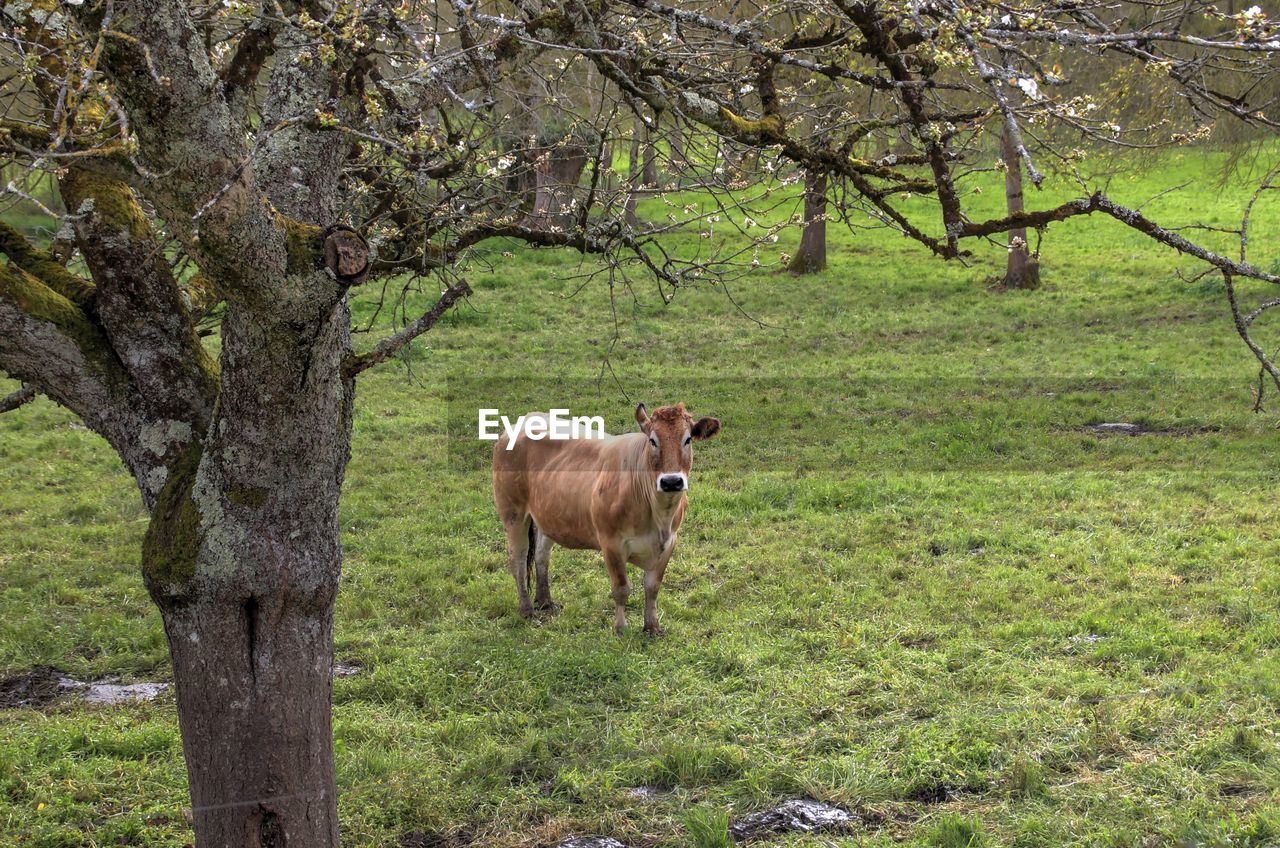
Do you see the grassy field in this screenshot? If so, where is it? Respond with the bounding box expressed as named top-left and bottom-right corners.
top-left (3, 147), bottom-right (1280, 847)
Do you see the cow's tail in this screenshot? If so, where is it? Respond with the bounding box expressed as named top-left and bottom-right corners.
top-left (526, 520), bottom-right (537, 591)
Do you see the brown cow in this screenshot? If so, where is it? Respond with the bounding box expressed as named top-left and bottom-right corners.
top-left (492, 403), bottom-right (721, 634)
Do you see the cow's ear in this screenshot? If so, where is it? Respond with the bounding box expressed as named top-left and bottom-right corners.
top-left (635, 403), bottom-right (651, 432)
top-left (692, 416), bottom-right (720, 441)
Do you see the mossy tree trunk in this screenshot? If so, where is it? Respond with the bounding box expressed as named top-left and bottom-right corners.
top-left (788, 170), bottom-right (828, 274)
top-left (145, 276), bottom-right (352, 844)
top-left (137, 9), bottom-right (356, 842)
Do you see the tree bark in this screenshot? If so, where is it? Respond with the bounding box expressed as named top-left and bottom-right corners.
top-left (162, 578), bottom-right (339, 847)
top-left (788, 170), bottom-right (828, 274)
top-left (1001, 123), bottom-right (1040, 289)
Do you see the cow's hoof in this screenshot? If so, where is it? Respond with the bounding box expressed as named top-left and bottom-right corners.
top-left (643, 624), bottom-right (666, 637)
top-left (519, 605), bottom-right (535, 620)
top-left (534, 599), bottom-right (561, 614)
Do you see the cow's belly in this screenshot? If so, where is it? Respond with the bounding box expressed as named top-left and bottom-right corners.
top-left (623, 528), bottom-right (675, 568)
top-left (539, 524), bottom-right (600, 550)
top-left (532, 509), bottom-right (599, 550)
top-left (528, 505), bottom-right (599, 550)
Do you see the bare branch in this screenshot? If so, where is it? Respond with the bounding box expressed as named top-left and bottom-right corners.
top-left (344, 278), bottom-right (473, 377)
top-left (0, 383), bottom-right (37, 414)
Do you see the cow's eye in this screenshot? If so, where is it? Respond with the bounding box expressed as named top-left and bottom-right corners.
top-left (649, 436), bottom-right (658, 448)
top-left (683, 435), bottom-right (692, 446)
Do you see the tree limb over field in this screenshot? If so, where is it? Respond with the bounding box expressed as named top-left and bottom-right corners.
top-left (485, 0), bottom-right (1280, 394)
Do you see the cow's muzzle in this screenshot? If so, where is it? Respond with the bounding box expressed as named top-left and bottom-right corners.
top-left (658, 474), bottom-right (687, 493)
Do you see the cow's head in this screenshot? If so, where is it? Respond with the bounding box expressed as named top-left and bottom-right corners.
top-left (635, 403), bottom-right (720, 494)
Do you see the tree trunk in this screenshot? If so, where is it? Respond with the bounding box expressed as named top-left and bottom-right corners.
top-left (164, 586), bottom-right (339, 845)
top-left (669, 115), bottom-right (688, 186)
top-left (526, 143), bottom-right (589, 228)
top-left (625, 123), bottom-right (642, 226)
top-left (642, 121), bottom-right (659, 188)
top-left (788, 170), bottom-right (828, 274)
top-left (145, 289), bottom-right (352, 846)
top-left (1001, 124), bottom-right (1040, 289)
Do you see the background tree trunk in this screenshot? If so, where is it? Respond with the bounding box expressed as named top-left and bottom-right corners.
top-left (669, 115), bottom-right (689, 186)
top-left (626, 122), bottom-right (642, 225)
top-left (788, 170), bottom-right (828, 274)
top-left (525, 143), bottom-right (590, 228)
top-left (1001, 124), bottom-right (1040, 289)
top-left (642, 120), bottom-right (659, 188)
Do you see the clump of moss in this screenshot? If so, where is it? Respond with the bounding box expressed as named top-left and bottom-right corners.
top-left (142, 444), bottom-right (203, 599)
top-left (226, 484), bottom-right (268, 510)
top-left (59, 169), bottom-right (151, 243)
top-left (281, 215), bottom-right (323, 275)
top-left (718, 107), bottom-right (784, 143)
top-left (0, 220), bottom-right (95, 308)
top-left (0, 262), bottom-right (113, 372)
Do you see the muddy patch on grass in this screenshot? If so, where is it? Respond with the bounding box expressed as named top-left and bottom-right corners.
top-left (398, 829), bottom-right (473, 848)
top-left (904, 783), bottom-right (961, 804)
top-left (81, 680), bottom-right (169, 704)
top-left (0, 666), bottom-right (65, 708)
top-left (0, 667), bottom-right (168, 709)
top-left (1085, 422), bottom-right (1144, 436)
top-left (729, 799), bottom-right (855, 842)
top-left (1082, 422), bottom-right (1223, 437)
top-left (557, 838), bottom-right (628, 848)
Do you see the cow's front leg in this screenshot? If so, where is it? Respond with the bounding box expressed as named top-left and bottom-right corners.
top-left (643, 546), bottom-right (673, 636)
top-left (603, 546), bottom-right (630, 634)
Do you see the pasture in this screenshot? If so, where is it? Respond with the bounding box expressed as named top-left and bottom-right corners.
top-left (2, 147), bottom-right (1280, 847)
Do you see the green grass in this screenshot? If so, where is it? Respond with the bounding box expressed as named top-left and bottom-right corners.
top-left (3, 145), bottom-right (1280, 847)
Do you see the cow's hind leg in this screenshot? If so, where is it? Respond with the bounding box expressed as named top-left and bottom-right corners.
top-left (503, 515), bottom-right (534, 619)
top-left (532, 525), bottom-right (558, 613)
top-left (603, 546), bottom-right (630, 634)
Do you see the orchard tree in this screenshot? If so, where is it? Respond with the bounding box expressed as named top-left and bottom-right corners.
top-left (4, 2), bottom-right (1280, 846)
